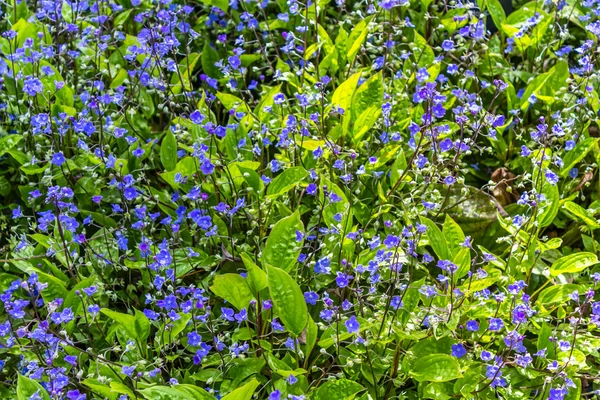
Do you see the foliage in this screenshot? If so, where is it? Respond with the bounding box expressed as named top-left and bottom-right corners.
top-left (1, 0), bottom-right (600, 399)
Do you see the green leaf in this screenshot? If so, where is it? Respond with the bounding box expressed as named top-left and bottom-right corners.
top-left (420, 218), bottom-right (450, 260)
top-left (560, 137), bottom-right (598, 177)
top-left (177, 385), bottom-right (216, 400)
top-left (442, 215), bottom-right (465, 256)
top-left (140, 385), bottom-right (214, 400)
top-left (520, 60), bottom-right (568, 110)
top-left (266, 167), bottom-right (308, 198)
top-left (263, 210), bottom-right (304, 272)
top-left (346, 17), bottom-right (372, 62)
top-left (539, 181), bottom-right (559, 227)
top-left (305, 315), bottom-right (318, 358)
top-left (171, 52), bottom-right (201, 92)
top-left (550, 252), bottom-right (598, 277)
top-left (241, 253), bottom-right (268, 294)
top-left (537, 284), bottom-right (581, 306)
top-left (134, 309), bottom-right (151, 342)
top-left (561, 201), bottom-right (600, 229)
top-left (221, 378), bottom-right (260, 400)
top-left (313, 379), bottom-right (364, 400)
top-left (267, 265), bottom-right (308, 336)
top-left (331, 72), bottom-right (361, 112)
top-left (161, 131), bottom-right (178, 171)
top-left (0, 135), bottom-right (23, 158)
top-left (210, 274), bottom-right (254, 310)
top-left (100, 309), bottom-right (147, 341)
top-left (0, 176), bottom-right (10, 197)
top-left (17, 374), bottom-right (51, 400)
top-left (409, 354), bottom-right (462, 382)
top-left (486, 0), bottom-right (506, 30)
top-left (202, 41), bottom-right (221, 78)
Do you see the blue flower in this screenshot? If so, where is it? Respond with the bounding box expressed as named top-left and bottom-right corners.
top-left (345, 315), bottom-right (360, 334)
top-left (451, 343), bottom-right (466, 358)
top-left (52, 152), bottom-right (66, 166)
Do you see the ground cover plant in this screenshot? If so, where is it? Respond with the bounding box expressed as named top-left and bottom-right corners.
top-left (3, 0), bottom-right (600, 398)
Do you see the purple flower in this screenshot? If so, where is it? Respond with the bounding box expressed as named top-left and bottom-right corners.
top-left (488, 318), bottom-right (504, 331)
top-left (52, 152), bottom-right (66, 166)
top-left (466, 320), bottom-right (479, 332)
top-left (345, 315), bottom-right (360, 334)
top-left (451, 343), bottom-right (466, 358)
top-left (121, 365), bottom-right (136, 376)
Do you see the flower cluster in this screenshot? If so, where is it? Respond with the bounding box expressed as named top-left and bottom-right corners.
top-left (1, 0), bottom-right (600, 399)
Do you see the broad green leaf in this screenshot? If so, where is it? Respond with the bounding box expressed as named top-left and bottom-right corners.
top-left (560, 137), bottom-right (598, 177)
top-left (202, 41), bottom-right (221, 78)
top-left (266, 166), bottom-right (308, 198)
top-left (331, 72), bottom-right (361, 112)
top-left (353, 105), bottom-right (381, 142)
top-left (352, 72), bottom-right (383, 119)
top-left (217, 92), bottom-right (250, 112)
top-left (0, 176), bottom-right (10, 197)
top-left (562, 201), bottom-right (600, 229)
top-left (140, 385), bottom-right (214, 400)
top-left (520, 60), bottom-right (568, 110)
top-left (161, 131), bottom-right (178, 171)
top-left (100, 309), bottom-right (146, 341)
top-left (267, 265), bottom-right (308, 336)
top-left (221, 378), bottom-right (260, 400)
top-left (390, 149), bottom-right (407, 188)
top-left (420, 218), bottom-right (450, 261)
top-left (442, 214), bottom-right (465, 256)
top-left (486, 0), bottom-right (506, 29)
top-left (305, 315), bottom-right (318, 358)
top-left (263, 210), bottom-right (304, 272)
top-left (177, 385), bottom-right (216, 400)
top-left (210, 274), bottom-right (254, 310)
top-left (539, 181), bottom-right (559, 227)
top-left (134, 309), bottom-right (151, 342)
top-left (409, 354), bottom-right (462, 382)
top-left (0, 135), bottom-right (23, 158)
top-left (537, 284), bottom-right (581, 306)
top-left (17, 374), bottom-right (51, 400)
top-left (313, 379), bottom-right (364, 400)
top-left (346, 17), bottom-right (372, 62)
top-left (241, 253), bottom-right (268, 294)
top-left (550, 252), bottom-right (598, 277)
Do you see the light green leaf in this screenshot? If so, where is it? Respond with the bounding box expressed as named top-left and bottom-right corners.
top-left (210, 274), bottom-right (254, 310)
top-left (17, 374), bottom-right (51, 400)
top-left (266, 166), bottom-right (308, 198)
top-left (313, 379), bottom-right (364, 400)
top-left (134, 309), bottom-right (151, 342)
top-left (161, 131), bottom-right (178, 171)
top-left (550, 252), bottom-right (598, 277)
top-left (241, 253), bottom-right (268, 294)
top-left (539, 181), bottom-right (559, 227)
top-left (100, 309), bottom-right (146, 341)
top-left (202, 41), bottom-right (221, 78)
top-left (420, 218), bottom-right (450, 261)
top-left (263, 210), bottom-right (304, 272)
top-left (267, 265), bottom-right (308, 336)
top-left (409, 354), bottom-right (462, 382)
top-left (331, 72), bottom-right (361, 112)
top-left (442, 215), bottom-right (465, 256)
top-left (0, 135), bottom-right (23, 158)
top-left (537, 284), bottom-right (581, 306)
top-left (346, 17), bottom-right (372, 62)
top-left (560, 137), bottom-right (598, 177)
top-left (140, 385), bottom-right (214, 400)
top-left (221, 378), bottom-right (260, 400)
top-left (486, 0), bottom-right (506, 30)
